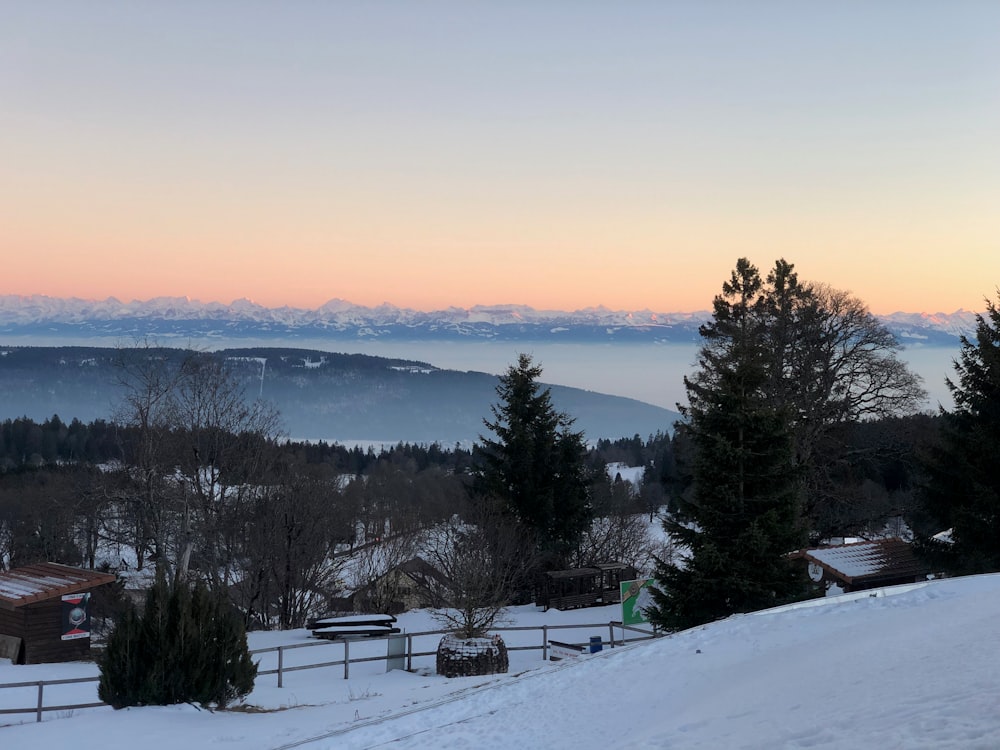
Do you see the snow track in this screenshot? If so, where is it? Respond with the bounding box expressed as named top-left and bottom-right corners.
top-left (268, 654), bottom-right (601, 749)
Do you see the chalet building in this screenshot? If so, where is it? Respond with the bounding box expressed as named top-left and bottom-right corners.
top-left (0, 562), bottom-right (116, 664)
top-left (347, 557), bottom-right (451, 615)
top-left (796, 539), bottom-right (931, 595)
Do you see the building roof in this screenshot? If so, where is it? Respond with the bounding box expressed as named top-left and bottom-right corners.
top-left (594, 562), bottom-right (635, 572)
top-left (544, 567), bottom-right (600, 580)
top-left (0, 563), bottom-right (116, 610)
top-left (801, 539), bottom-right (929, 585)
top-left (543, 563), bottom-right (634, 580)
top-left (395, 556), bottom-right (451, 588)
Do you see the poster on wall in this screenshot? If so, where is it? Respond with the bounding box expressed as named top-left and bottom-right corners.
top-left (61, 592), bottom-right (91, 641)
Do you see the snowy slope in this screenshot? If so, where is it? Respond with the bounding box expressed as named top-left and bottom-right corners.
top-left (3, 574), bottom-right (1000, 748)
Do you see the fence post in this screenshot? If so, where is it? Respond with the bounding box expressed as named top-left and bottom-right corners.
top-left (36, 682), bottom-right (44, 723)
top-left (542, 624), bottom-right (548, 661)
top-left (609, 622), bottom-right (615, 648)
top-left (344, 639), bottom-right (350, 680)
top-left (407, 634), bottom-right (414, 672)
top-left (277, 646), bottom-right (284, 688)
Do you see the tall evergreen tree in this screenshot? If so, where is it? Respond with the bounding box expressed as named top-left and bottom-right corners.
top-left (918, 294), bottom-right (1000, 573)
top-left (477, 354), bottom-right (592, 567)
top-left (647, 259), bottom-right (810, 631)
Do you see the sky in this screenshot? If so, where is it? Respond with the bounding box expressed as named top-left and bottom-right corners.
top-left (4, 575), bottom-right (1000, 748)
top-left (2, 2), bottom-right (998, 315)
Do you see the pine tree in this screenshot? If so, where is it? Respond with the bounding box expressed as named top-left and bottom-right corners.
top-left (477, 354), bottom-right (592, 567)
top-left (647, 259), bottom-right (810, 631)
top-left (99, 570), bottom-right (257, 709)
top-left (95, 603), bottom-right (145, 708)
top-left (190, 581), bottom-right (257, 707)
top-left (918, 295), bottom-right (1000, 573)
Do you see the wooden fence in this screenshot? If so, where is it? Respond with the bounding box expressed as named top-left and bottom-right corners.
top-left (0, 621), bottom-right (660, 723)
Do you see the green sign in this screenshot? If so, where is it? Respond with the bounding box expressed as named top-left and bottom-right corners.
top-left (620, 578), bottom-right (655, 626)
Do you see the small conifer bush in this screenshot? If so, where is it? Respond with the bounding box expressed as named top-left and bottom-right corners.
top-left (99, 569), bottom-right (257, 709)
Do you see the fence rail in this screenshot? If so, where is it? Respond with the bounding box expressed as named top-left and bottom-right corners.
top-left (0, 621), bottom-right (661, 722)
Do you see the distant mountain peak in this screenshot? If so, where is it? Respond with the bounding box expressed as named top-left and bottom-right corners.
top-left (317, 298), bottom-right (356, 313)
top-left (0, 294), bottom-right (974, 346)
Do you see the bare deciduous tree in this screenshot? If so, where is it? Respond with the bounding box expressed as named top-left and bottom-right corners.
top-left (109, 346), bottom-right (282, 587)
top-left (236, 468), bottom-right (348, 630)
top-left (109, 342), bottom-right (185, 572)
top-left (171, 354), bottom-right (282, 585)
top-left (573, 475), bottom-right (656, 572)
top-left (424, 499), bottom-right (538, 638)
top-left (575, 513), bottom-right (656, 573)
top-left (760, 261), bottom-right (927, 538)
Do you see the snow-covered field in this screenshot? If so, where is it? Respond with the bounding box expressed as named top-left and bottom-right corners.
top-left (4, 574), bottom-right (1000, 748)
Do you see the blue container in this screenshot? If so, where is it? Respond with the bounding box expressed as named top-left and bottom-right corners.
top-left (589, 635), bottom-right (602, 653)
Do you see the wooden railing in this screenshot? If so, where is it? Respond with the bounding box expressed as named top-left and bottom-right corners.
top-left (0, 621), bottom-right (661, 722)
top-left (0, 675), bottom-right (106, 723)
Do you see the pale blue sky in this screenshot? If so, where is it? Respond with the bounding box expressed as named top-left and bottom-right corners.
top-left (2, 2), bottom-right (998, 313)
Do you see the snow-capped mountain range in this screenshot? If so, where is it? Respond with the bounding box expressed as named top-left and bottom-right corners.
top-left (0, 294), bottom-right (978, 346)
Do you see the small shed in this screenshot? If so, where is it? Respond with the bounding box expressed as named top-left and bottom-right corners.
top-left (593, 562), bottom-right (637, 604)
top-left (535, 562), bottom-right (638, 611)
top-left (796, 539), bottom-right (930, 595)
top-left (0, 562), bottom-right (116, 664)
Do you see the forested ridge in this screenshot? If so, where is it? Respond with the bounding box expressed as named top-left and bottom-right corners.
top-left (0, 345), bottom-right (677, 443)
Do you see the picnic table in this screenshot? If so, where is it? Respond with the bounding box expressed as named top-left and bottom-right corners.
top-left (309, 614), bottom-right (401, 640)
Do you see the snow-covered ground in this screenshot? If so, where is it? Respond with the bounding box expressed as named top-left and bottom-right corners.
top-left (606, 461), bottom-right (645, 486)
top-left (4, 574), bottom-right (1000, 748)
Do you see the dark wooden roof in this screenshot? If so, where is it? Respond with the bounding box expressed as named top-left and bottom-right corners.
top-left (594, 562), bottom-right (636, 573)
top-left (544, 567), bottom-right (600, 580)
top-left (544, 563), bottom-right (633, 580)
top-left (0, 563), bottom-right (116, 610)
top-left (397, 556), bottom-right (449, 586)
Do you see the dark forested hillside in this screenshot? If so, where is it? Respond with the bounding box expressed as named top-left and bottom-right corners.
top-left (0, 345), bottom-right (679, 443)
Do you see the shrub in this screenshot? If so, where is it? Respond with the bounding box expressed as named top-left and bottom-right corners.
top-left (98, 570), bottom-right (257, 709)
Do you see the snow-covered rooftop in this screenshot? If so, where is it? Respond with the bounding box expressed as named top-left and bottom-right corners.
top-left (803, 539), bottom-right (928, 583)
top-left (0, 563), bottom-right (116, 608)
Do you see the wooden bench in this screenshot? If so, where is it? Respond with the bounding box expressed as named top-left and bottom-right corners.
top-left (309, 614), bottom-right (400, 640)
top-left (312, 624), bottom-right (401, 640)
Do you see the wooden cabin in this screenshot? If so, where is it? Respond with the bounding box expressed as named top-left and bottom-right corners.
top-left (0, 562), bottom-right (116, 664)
top-left (536, 562), bottom-right (638, 611)
top-left (795, 539), bottom-right (931, 595)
